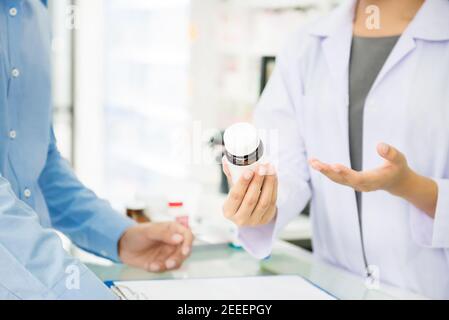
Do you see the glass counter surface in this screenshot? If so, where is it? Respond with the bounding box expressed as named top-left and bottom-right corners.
top-left (86, 241), bottom-right (425, 300)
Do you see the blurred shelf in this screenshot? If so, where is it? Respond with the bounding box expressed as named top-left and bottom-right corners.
top-left (110, 0), bottom-right (190, 11)
top-left (109, 51), bottom-right (189, 66)
top-left (106, 104), bottom-right (189, 123)
top-left (111, 150), bottom-right (189, 179)
top-left (223, 0), bottom-right (331, 10)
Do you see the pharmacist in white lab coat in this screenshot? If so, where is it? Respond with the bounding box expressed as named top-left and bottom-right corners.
top-left (222, 0), bottom-right (449, 299)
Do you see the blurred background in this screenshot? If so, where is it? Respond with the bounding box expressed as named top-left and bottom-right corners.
top-left (48, 0), bottom-right (341, 254)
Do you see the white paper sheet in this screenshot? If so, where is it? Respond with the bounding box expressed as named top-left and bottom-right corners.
top-left (111, 275), bottom-right (335, 300)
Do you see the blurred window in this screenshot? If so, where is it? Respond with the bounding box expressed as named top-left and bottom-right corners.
top-left (101, 0), bottom-right (191, 207)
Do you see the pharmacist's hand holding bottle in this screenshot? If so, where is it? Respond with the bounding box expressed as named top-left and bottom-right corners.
top-left (222, 160), bottom-right (278, 227)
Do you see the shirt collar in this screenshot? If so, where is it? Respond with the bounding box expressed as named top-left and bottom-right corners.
top-left (308, 0), bottom-right (449, 41)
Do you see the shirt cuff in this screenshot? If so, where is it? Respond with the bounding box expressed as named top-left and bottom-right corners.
top-left (409, 178), bottom-right (449, 248)
top-left (84, 213), bottom-right (137, 263)
top-left (431, 178), bottom-right (449, 247)
top-left (238, 219), bottom-right (277, 259)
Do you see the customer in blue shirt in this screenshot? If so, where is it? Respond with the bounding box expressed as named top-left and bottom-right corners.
top-left (0, 0), bottom-right (193, 299)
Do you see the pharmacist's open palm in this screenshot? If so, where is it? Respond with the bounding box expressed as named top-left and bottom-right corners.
top-left (222, 159), bottom-right (278, 227)
top-left (118, 222), bottom-right (193, 273)
top-left (308, 143), bottom-right (411, 195)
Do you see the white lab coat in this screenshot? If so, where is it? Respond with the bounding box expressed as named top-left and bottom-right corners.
top-left (238, 0), bottom-right (449, 299)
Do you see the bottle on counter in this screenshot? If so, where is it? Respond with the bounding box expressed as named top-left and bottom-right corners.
top-left (126, 200), bottom-right (150, 223)
top-left (168, 202), bottom-right (189, 228)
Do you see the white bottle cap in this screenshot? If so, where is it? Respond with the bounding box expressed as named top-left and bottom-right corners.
top-left (223, 122), bottom-right (260, 157)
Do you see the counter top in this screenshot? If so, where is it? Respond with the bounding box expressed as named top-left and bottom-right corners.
top-left (86, 240), bottom-right (425, 300)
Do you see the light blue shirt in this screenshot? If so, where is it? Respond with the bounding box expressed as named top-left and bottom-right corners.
top-left (0, 0), bottom-right (135, 299)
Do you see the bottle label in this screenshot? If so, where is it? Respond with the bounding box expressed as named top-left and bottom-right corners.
top-left (224, 141), bottom-right (264, 167)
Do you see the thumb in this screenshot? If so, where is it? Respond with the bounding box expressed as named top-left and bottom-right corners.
top-left (222, 155), bottom-right (233, 187)
top-left (147, 222), bottom-right (185, 245)
top-left (377, 143), bottom-right (404, 165)
top-left (222, 156), bottom-right (231, 178)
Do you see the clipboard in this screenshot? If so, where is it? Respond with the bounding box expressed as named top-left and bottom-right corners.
top-left (104, 275), bottom-right (336, 300)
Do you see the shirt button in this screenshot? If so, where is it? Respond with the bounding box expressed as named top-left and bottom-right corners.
top-left (11, 68), bottom-right (20, 78)
top-left (9, 130), bottom-right (17, 139)
top-left (24, 189), bottom-right (32, 198)
top-left (9, 7), bottom-right (18, 17)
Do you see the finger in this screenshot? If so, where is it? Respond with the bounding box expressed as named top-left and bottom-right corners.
top-left (147, 223), bottom-right (193, 272)
top-left (248, 168), bottom-right (277, 225)
top-left (311, 157), bottom-right (388, 192)
top-left (163, 246), bottom-right (183, 270)
top-left (310, 159), bottom-right (347, 184)
top-left (145, 245), bottom-right (174, 273)
top-left (311, 159), bottom-right (367, 189)
top-left (222, 156), bottom-right (232, 181)
top-left (163, 244), bottom-right (188, 270)
top-left (330, 164), bottom-right (361, 184)
top-left (325, 163), bottom-right (368, 188)
top-left (233, 164), bottom-right (267, 226)
top-left (222, 156), bottom-right (234, 188)
top-left (259, 205), bottom-right (277, 226)
top-left (146, 222), bottom-right (185, 246)
top-left (329, 164), bottom-right (385, 192)
top-left (259, 172), bottom-right (279, 225)
top-left (309, 158), bottom-right (331, 173)
top-left (154, 222), bottom-right (194, 270)
top-left (164, 222), bottom-right (194, 256)
top-left (271, 171), bottom-right (278, 204)
top-left (377, 143), bottom-right (405, 165)
top-left (153, 245), bottom-right (178, 272)
top-left (265, 162), bottom-right (277, 176)
top-left (171, 223), bottom-right (194, 256)
top-left (223, 169), bottom-right (255, 219)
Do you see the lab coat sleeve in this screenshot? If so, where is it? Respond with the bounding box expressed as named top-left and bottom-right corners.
top-left (409, 178), bottom-right (449, 248)
top-left (0, 174), bottom-right (117, 299)
top-left (238, 42), bottom-right (312, 259)
top-left (38, 127), bottom-right (136, 262)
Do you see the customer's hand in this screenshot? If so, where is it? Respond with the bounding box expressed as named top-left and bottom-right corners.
top-left (309, 142), bottom-right (413, 196)
top-left (222, 159), bottom-right (278, 227)
top-left (118, 222), bottom-right (193, 272)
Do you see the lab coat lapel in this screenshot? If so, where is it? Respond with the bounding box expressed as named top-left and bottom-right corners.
top-left (369, 31), bottom-right (416, 93)
top-left (309, 0), bottom-right (355, 167)
top-left (370, 0), bottom-right (449, 92)
top-left (314, 1), bottom-right (354, 102)
top-left (320, 29), bottom-right (353, 167)
top-left (321, 26), bottom-right (353, 104)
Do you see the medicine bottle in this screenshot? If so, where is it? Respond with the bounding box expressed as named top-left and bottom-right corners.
top-left (223, 122), bottom-right (264, 184)
top-left (126, 200), bottom-right (150, 223)
top-left (168, 202), bottom-right (189, 228)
